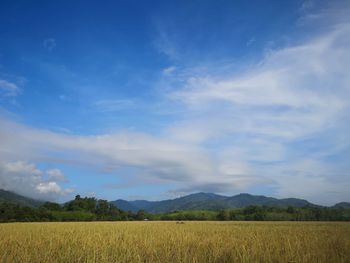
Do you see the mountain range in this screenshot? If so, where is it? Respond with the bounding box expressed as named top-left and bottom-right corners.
top-left (1, 189), bottom-right (349, 213)
top-left (111, 192), bottom-right (349, 213)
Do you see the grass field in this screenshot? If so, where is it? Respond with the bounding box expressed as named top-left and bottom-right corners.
top-left (0, 221), bottom-right (349, 263)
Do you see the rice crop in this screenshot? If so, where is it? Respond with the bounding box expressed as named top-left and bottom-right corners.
top-left (0, 221), bottom-right (349, 262)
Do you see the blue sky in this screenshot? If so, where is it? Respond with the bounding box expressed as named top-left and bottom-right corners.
top-left (0, 0), bottom-right (349, 205)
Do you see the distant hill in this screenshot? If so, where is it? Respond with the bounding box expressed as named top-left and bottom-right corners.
top-left (111, 192), bottom-right (316, 213)
top-left (0, 189), bottom-right (43, 207)
top-left (333, 202), bottom-right (350, 209)
top-left (224, 193), bottom-right (311, 208)
top-left (112, 199), bottom-right (139, 212)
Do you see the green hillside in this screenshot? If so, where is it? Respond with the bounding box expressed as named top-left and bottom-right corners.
top-left (0, 189), bottom-right (43, 207)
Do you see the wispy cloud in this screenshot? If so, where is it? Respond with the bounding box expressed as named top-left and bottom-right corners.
top-left (246, 37), bottom-right (256, 46)
top-left (168, 23), bottom-right (350, 143)
top-left (47, 168), bottom-right (66, 182)
top-left (93, 99), bottom-right (136, 112)
top-left (153, 23), bottom-right (180, 61)
top-left (162, 66), bottom-right (177, 76)
top-left (0, 79), bottom-right (20, 97)
top-left (43, 38), bottom-right (56, 51)
top-left (156, 7), bottom-right (350, 204)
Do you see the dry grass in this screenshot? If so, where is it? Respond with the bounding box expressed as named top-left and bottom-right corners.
top-left (0, 221), bottom-right (349, 262)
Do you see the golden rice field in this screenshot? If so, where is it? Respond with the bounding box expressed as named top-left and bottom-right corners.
top-left (0, 221), bottom-right (349, 263)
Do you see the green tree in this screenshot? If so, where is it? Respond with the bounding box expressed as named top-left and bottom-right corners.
top-left (217, 210), bottom-right (230, 220)
top-left (136, 209), bottom-right (146, 220)
top-left (42, 202), bottom-right (62, 211)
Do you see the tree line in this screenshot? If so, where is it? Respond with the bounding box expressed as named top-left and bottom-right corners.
top-left (158, 205), bottom-right (350, 221)
top-left (0, 195), bottom-right (147, 222)
top-left (1, 195), bottom-right (349, 222)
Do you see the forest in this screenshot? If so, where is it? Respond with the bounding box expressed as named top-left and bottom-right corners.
top-left (1, 195), bottom-right (349, 222)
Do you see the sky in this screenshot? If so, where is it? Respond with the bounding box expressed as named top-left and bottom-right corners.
top-left (0, 0), bottom-right (349, 205)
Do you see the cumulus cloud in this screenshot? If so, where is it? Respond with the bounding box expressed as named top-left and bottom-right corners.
top-left (0, 161), bottom-right (71, 200)
top-left (36, 182), bottom-right (63, 194)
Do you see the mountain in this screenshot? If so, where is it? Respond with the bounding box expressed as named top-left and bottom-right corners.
top-left (111, 192), bottom-right (316, 213)
top-left (111, 193), bottom-right (227, 213)
top-left (112, 199), bottom-right (140, 212)
top-left (0, 189), bottom-right (44, 207)
top-left (333, 202), bottom-right (350, 209)
top-left (224, 193), bottom-right (311, 208)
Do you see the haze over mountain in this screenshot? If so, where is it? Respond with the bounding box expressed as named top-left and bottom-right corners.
top-left (333, 202), bottom-right (350, 209)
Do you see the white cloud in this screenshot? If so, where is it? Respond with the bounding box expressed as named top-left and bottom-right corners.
top-left (0, 161), bottom-right (72, 201)
top-left (162, 66), bottom-right (177, 75)
top-left (168, 22), bottom-right (350, 142)
top-left (36, 182), bottom-right (61, 194)
top-left (2, 111), bottom-right (348, 204)
top-left (0, 116), bottom-right (252, 197)
top-left (158, 12), bottom-right (350, 203)
top-left (0, 79), bottom-right (20, 97)
top-left (47, 169), bottom-right (66, 181)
